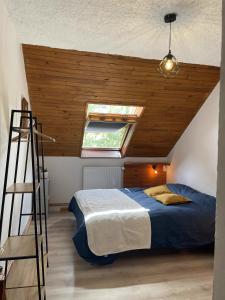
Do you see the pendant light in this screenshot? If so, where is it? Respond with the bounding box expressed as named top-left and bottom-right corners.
top-left (159, 13), bottom-right (179, 78)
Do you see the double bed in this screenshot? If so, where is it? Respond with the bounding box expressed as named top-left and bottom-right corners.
top-left (69, 183), bottom-right (216, 265)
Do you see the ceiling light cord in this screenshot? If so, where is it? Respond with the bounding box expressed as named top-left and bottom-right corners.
top-left (169, 22), bottom-right (172, 53)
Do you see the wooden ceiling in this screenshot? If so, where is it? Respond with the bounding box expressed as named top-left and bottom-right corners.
top-left (23, 45), bottom-right (220, 157)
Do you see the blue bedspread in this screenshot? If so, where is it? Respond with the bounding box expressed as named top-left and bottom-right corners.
top-left (68, 184), bottom-right (216, 265)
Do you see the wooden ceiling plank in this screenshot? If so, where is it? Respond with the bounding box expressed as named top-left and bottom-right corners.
top-left (23, 45), bottom-right (220, 157)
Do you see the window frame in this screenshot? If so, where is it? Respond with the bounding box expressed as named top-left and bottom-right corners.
top-left (81, 103), bottom-right (144, 158)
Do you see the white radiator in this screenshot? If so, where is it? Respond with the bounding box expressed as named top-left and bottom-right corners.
top-left (83, 166), bottom-right (122, 189)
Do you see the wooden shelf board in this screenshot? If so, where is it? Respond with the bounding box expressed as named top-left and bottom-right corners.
top-left (6, 254), bottom-right (47, 289)
top-left (6, 182), bottom-right (40, 194)
top-left (0, 235), bottom-right (42, 260)
top-left (5, 287), bottom-right (44, 300)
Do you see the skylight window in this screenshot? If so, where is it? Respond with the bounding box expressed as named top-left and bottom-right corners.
top-left (81, 104), bottom-right (144, 158)
top-left (87, 104), bottom-right (142, 117)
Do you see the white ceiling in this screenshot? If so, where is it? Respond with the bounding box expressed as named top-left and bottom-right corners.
top-left (6, 0), bottom-right (222, 66)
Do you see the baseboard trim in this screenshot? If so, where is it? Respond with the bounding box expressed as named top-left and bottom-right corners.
top-left (49, 203), bottom-right (68, 212)
top-left (49, 203), bottom-right (68, 206)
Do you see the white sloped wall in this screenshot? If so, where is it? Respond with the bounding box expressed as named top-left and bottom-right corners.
top-left (167, 83), bottom-right (220, 196)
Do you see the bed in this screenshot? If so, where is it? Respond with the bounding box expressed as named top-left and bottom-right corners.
top-left (68, 183), bottom-right (216, 265)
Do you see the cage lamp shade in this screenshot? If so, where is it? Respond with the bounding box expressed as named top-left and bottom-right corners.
top-left (159, 50), bottom-right (179, 78)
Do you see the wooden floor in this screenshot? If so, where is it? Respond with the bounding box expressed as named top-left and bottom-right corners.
top-left (46, 212), bottom-right (214, 300)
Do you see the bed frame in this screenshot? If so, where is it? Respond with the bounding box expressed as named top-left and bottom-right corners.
top-left (123, 163), bottom-right (169, 188)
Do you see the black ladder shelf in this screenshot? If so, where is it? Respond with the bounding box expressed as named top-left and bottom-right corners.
top-left (0, 110), bottom-right (53, 300)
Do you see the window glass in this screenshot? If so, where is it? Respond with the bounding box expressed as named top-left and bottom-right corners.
top-left (87, 104), bottom-right (138, 115)
top-left (82, 124), bottom-right (128, 149)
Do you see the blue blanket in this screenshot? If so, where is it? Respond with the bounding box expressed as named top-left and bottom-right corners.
top-left (68, 184), bottom-right (216, 265)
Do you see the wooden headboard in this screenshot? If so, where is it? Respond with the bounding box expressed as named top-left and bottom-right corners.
top-left (123, 163), bottom-right (169, 188)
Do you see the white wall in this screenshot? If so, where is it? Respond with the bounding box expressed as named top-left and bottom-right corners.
top-left (213, 2), bottom-right (225, 298)
top-left (45, 157), bottom-right (167, 204)
top-left (0, 0), bottom-right (31, 246)
top-left (167, 84), bottom-right (220, 196)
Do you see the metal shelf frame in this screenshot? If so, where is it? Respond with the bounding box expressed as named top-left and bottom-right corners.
top-left (0, 109), bottom-right (49, 300)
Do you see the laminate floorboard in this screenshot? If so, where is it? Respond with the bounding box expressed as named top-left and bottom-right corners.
top-left (46, 212), bottom-right (213, 300)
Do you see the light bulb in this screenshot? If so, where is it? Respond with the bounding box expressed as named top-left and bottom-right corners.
top-left (152, 165), bottom-right (158, 174)
top-left (158, 51), bottom-right (179, 78)
top-left (164, 59), bottom-right (174, 71)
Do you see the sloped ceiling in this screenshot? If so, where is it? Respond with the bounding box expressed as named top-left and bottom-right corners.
top-left (23, 45), bottom-right (220, 157)
top-left (7, 0), bottom-right (221, 66)
top-left (7, 0), bottom-right (221, 157)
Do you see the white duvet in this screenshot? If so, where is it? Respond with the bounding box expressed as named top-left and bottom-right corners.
top-left (75, 189), bottom-right (151, 256)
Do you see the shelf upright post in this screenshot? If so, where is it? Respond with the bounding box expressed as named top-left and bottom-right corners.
top-left (34, 117), bottom-right (46, 299)
top-left (8, 115), bottom-right (23, 237)
top-left (18, 134), bottom-right (30, 235)
top-left (0, 111), bottom-right (15, 282)
top-left (29, 112), bottom-right (42, 300)
top-left (38, 122), bottom-right (49, 266)
top-left (0, 111), bottom-right (14, 247)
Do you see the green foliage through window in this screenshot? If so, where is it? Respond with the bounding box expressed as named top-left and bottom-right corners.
top-left (82, 126), bottom-right (128, 149)
top-left (88, 104), bottom-right (137, 115)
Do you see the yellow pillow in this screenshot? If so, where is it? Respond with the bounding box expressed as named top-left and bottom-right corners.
top-left (154, 193), bottom-right (191, 205)
top-left (144, 185), bottom-right (172, 197)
